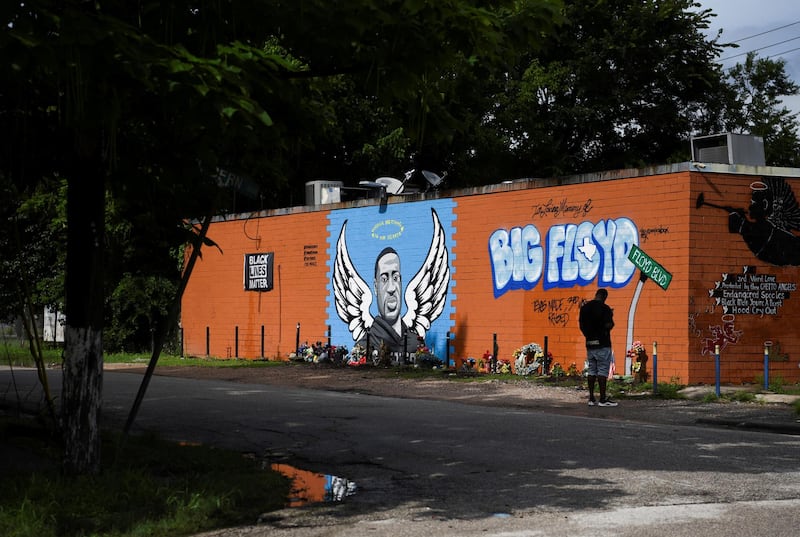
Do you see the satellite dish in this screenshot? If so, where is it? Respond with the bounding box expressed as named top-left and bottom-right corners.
top-left (375, 176), bottom-right (404, 195)
top-left (421, 170), bottom-right (444, 188)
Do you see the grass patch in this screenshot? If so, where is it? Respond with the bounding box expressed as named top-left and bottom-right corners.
top-left (0, 341), bottom-right (62, 368)
top-left (728, 390), bottom-right (758, 403)
top-left (105, 354), bottom-right (285, 369)
top-left (649, 382), bottom-right (685, 399)
top-left (0, 341), bottom-right (286, 370)
top-left (610, 379), bottom-right (686, 400)
top-left (0, 417), bottom-right (290, 537)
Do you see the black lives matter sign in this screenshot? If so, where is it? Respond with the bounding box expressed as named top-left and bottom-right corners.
top-left (244, 252), bottom-right (274, 291)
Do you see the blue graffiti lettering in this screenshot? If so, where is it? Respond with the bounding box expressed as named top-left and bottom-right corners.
top-left (489, 225), bottom-right (543, 293)
top-left (490, 218), bottom-right (638, 296)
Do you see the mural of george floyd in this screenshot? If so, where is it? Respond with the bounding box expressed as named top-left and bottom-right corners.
top-left (181, 163), bottom-right (800, 385)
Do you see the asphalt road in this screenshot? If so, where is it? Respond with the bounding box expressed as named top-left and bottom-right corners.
top-left (3, 368), bottom-right (800, 536)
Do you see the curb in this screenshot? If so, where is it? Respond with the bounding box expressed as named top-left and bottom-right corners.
top-left (696, 417), bottom-right (800, 436)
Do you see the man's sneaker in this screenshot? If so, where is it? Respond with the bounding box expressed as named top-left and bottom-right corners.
top-left (598, 399), bottom-right (618, 407)
top-left (587, 399), bottom-right (597, 406)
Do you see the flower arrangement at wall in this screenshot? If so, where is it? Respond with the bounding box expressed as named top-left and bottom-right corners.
top-left (496, 359), bottom-right (512, 374)
top-left (294, 341), bottom-right (350, 365)
top-left (626, 340), bottom-right (649, 383)
top-left (548, 362), bottom-right (583, 379)
top-left (294, 342), bottom-right (317, 362)
top-left (513, 342), bottom-right (544, 376)
top-left (347, 343), bottom-right (367, 366)
top-left (479, 349), bottom-right (492, 372)
top-left (414, 344), bottom-right (443, 369)
top-left (566, 362), bottom-right (582, 377)
top-left (456, 357), bottom-right (479, 376)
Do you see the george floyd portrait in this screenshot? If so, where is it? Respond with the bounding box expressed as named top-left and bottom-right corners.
top-left (358, 247), bottom-right (419, 354)
top-left (332, 208), bottom-right (451, 357)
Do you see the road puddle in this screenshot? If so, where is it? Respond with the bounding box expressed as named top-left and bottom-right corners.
top-left (271, 463), bottom-right (357, 507)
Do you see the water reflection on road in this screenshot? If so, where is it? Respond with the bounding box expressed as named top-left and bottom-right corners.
top-left (271, 463), bottom-right (357, 507)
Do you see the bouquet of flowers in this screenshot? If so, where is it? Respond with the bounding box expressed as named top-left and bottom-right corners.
top-left (480, 349), bottom-right (493, 372)
top-left (414, 345), bottom-right (443, 369)
top-left (627, 340), bottom-right (649, 382)
top-left (346, 344), bottom-right (367, 366)
top-left (550, 362), bottom-right (565, 378)
top-left (330, 345), bottom-right (349, 365)
top-left (296, 342), bottom-right (316, 362)
top-left (627, 340), bottom-right (646, 373)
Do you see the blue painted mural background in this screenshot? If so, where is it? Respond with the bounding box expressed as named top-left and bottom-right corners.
top-left (326, 200), bottom-right (457, 357)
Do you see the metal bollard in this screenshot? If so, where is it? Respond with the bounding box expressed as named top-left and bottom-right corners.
top-left (652, 341), bottom-right (658, 395)
top-left (764, 341), bottom-right (772, 391)
top-left (543, 335), bottom-right (550, 375)
top-left (492, 334), bottom-right (498, 374)
top-left (365, 328), bottom-right (371, 364)
top-left (446, 332), bottom-right (451, 368)
top-left (715, 344), bottom-right (721, 397)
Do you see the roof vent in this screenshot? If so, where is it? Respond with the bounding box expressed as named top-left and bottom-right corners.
top-left (305, 180), bottom-right (343, 205)
top-left (690, 133), bottom-right (765, 166)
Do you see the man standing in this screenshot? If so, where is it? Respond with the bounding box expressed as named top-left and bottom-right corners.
top-left (579, 288), bottom-right (618, 407)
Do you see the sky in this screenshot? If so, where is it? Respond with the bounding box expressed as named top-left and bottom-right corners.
top-left (695, 0), bottom-right (800, 118)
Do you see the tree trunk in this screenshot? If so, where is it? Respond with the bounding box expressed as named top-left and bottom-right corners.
top-left (61, 158), bottom-right (105, 475)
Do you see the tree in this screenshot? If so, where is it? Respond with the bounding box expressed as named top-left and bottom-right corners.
top-left (298, 0), bottom-right (730, 186)
top-left (719, 52), bottom-right (800, 167)
top-left (2, 0), bottom-right (562, 474)
top-left (248, 0), bottom-right (563, 199)
top-left (474, 0), bottom-right (729, 178)
top-left (2, 1), bottom-right (289, 474)
top-left (0, 177), bottom-right (65, 424)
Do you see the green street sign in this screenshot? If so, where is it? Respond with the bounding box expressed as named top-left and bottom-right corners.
top-left (628, 244), bottom-right (672, 290)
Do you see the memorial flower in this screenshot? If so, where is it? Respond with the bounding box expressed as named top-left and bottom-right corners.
top-left (513, 342), bottom-right (544, 376)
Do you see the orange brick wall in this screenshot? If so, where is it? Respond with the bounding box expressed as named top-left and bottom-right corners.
top-left (689, 173), bottom-right (800, 384)
top-left (453, 174), bottom-right (693, 380)
top-left (182, 211), bottom-right (331, 359)
top-left (180, 169), bottom-right (800, 384)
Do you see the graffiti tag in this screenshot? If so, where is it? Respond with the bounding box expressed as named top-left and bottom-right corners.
top-left (640, 226), bottom-right (669, 242)
top-left (532, 296), bottom-right (583, 327)
top-left (701, 314), bottom-right (743, 355)
top-left (531, 198), bottom-right (593, 220)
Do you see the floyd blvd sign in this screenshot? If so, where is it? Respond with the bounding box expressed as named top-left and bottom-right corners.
top-left (628, 244), bottom-right (672, 290)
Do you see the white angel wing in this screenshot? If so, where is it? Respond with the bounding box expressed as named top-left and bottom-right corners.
top-left (333, 221), bottom-right (374, 342)
top-left (402, 209), bottom-right (451, 337)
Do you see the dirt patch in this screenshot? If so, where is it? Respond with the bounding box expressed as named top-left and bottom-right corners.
top-left (8, 361), bottom-right (587, 417)
top-left (141, 362), bottom-right (587, 408)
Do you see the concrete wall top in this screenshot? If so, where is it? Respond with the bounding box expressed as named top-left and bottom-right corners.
top-left (213, 162), bottom-right (800, 223)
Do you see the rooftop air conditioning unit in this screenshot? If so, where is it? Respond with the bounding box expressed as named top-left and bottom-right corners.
top-left (305, 180), bottom-right (343, 206)
top-left (690, 133), bottom-right (765, 166)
